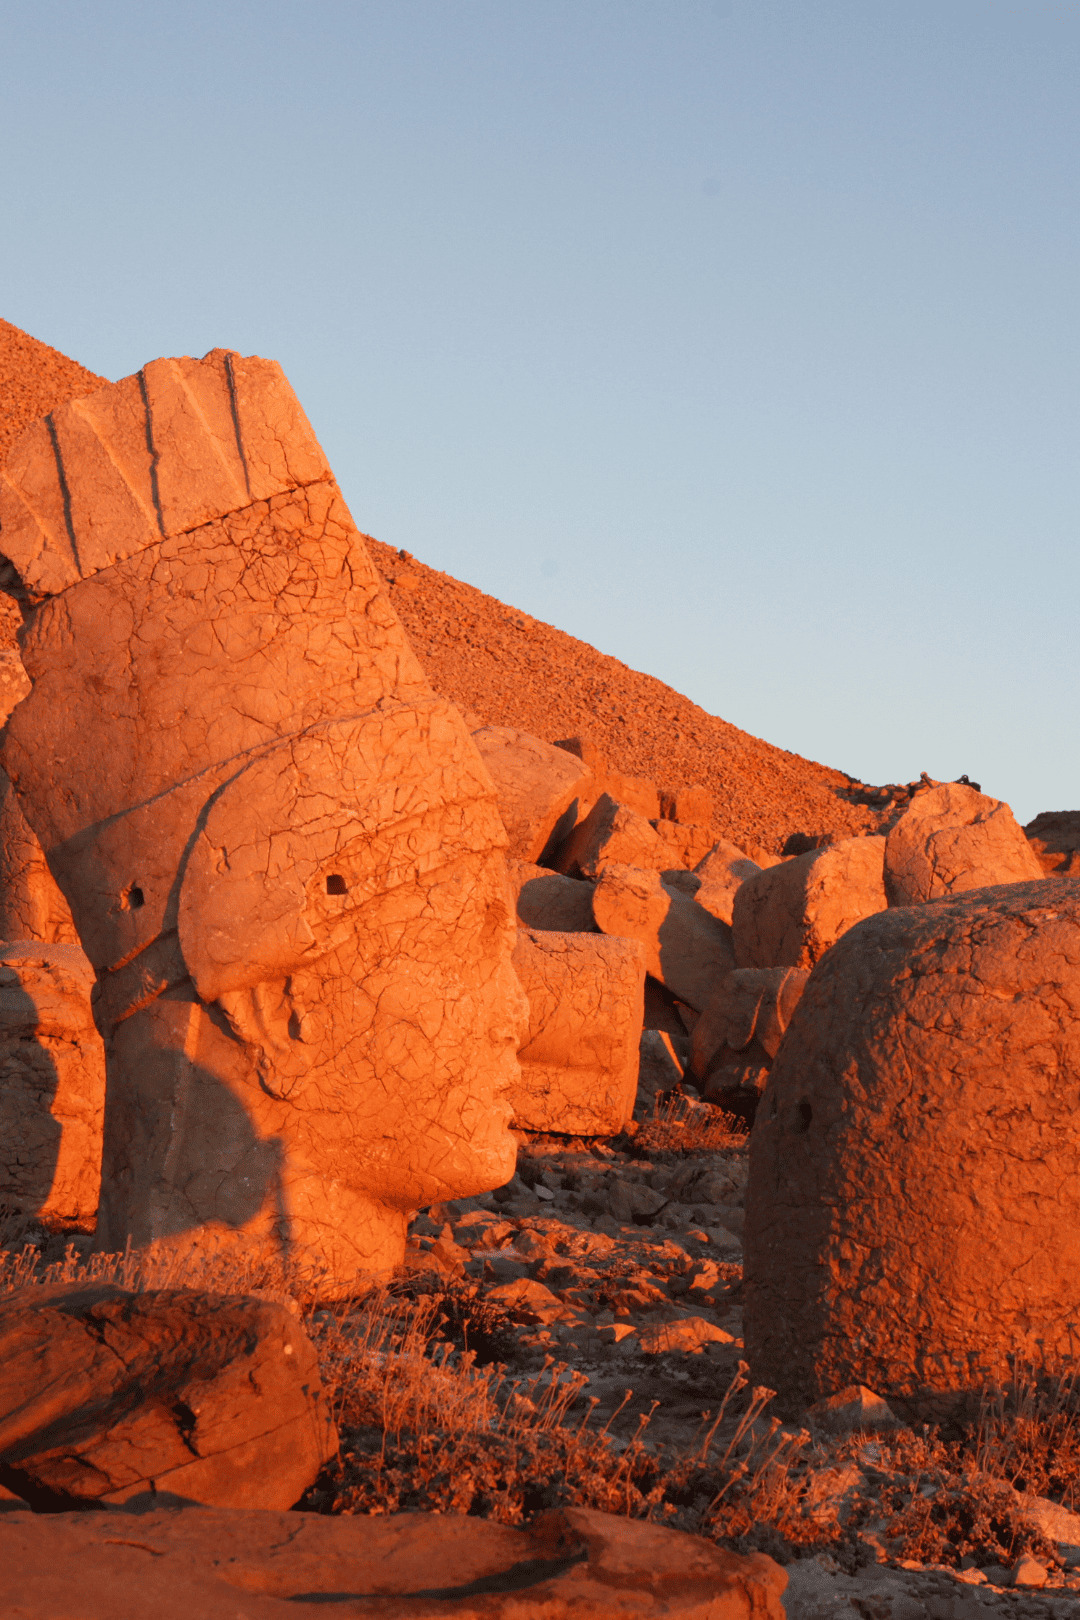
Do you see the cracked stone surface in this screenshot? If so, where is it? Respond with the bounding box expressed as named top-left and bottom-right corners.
top-left (0, 942), bottom-right (103, 1228)
top-left (509, 927), bottom-right (645, 1136)
top-left (0, 1281), bottom-right (335, 1509)
top-left (0, 1501), bottom-right (787, 1618)
top-left (744, 876), bottom-right (1080, 1419)
top-left (471, 726), bottom-right (592, 864)
top-left (732, 835), bottom-right (888, 971)
top-left (0, 350), bottom-right (528, 1292)
top-left (884, 783), bottom-right (1044, 906)
top-left (592, 861), bottom-right (735, 1012)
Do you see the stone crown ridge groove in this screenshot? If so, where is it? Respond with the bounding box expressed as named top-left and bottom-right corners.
top-left (0, 350), bottom-right (330, 599)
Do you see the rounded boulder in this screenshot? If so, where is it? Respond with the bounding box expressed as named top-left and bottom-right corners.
top-left (744, 876), bottom-right (1080, 1419)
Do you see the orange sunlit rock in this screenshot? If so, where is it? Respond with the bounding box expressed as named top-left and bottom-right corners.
top-left (744, 876), bottom-right (1080, 1419)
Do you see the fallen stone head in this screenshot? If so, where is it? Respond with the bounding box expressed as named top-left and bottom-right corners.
top-left (0, 349), bottom-right (529, 1292)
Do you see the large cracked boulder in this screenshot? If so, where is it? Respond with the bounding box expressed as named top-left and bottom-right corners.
top-left (744, 876), bottom-right (1080, 1420)
top-left (0, 1501), bottom-right (787, 1618)
top-left (883, 782), bottom-right (1043, 905)
top-left (471, 727), bottom-right (592, 864)
top-left (553, 793), bottom-right (667, 878)
top-left (592, 863), bottom-right (735, 1013)
top-left (732, 836), bottom-right (886, 970)
top-left (510, 927), bottom-right (645, 1135)
top-left (690, 967), bottom-right (810, 1088)
top-left (0, 1283), bottom-right (336, 1509)
top-left (508, 860), bottom-right (597, 933)
top-left (0, 942), bottom-right (104, 1229)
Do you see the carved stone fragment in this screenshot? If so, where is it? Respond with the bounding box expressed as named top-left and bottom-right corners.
top-left (0, 352), bottom-right (528, 1291)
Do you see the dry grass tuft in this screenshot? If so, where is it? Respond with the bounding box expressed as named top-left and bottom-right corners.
top-left (299, 1287), bottom-right (808, 1535)
top-left (0, 1236), bottom-right (316, 1308)
top-left (634, 1095), bottom-right (747, 1156)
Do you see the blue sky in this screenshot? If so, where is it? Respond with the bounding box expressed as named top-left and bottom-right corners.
top-left (3, 1), bottom-right (1076, 822)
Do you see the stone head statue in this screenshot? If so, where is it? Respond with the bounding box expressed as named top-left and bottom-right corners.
top-left (0, 351), bottom-right (527, 1289)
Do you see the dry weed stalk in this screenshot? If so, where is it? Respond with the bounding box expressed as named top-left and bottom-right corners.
top-left (971, 1358), bottom-right (1080, 1507)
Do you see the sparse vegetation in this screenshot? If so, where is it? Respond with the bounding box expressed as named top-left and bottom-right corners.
top-left (2, 1234), bottom-right (1077, 1577)
top-left (632, 1094), bottom-right (747, 1157)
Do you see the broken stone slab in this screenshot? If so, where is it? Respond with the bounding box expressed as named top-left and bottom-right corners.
top-left (692, 839), bottom-right (763, 927)
top-left (0, 941), bottom-right (104, 1230)
top-left (744, 876), bottom-right (1080, 1420)
top-left (659, 786), bottom-right (714, 825)
top-left (637, 1029), bottom-right (684, 1107)
top-left (510, 926), bottom-right (645, 1136)
top-left (508, 859), bottom-right (597, 933)
top-left (1024, 810), bottom-right (1080, 876)
top-left (651, 819), bottom-right (716, 871)
top-left (635, 1318), bottom-right (737, 1354)
top-left (884, 782), bottom-right (1044, 905)
top-left (689, 966), bottom-right (810, 1086)
top-left (2, 352), bottom-right (528, 1293)
top-left (552, 792), bottom-right (668, 878)
top-left (552, 737), bottom-right (660, 821)
top-left (0, 350), bottom-right (330, 601)
top-left (591, 862), bottom-right (735, 1012)
top-left (0, 1282), bottom-right (336, 1510)
top-left (0, 1501), bottom-right (788, 1618)
top-left (471, 726), bottom-right (592, 864)
top-left (732, 836), bottom-right (887, 970)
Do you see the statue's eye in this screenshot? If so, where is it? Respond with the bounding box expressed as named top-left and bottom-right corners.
top-left (124, 885), bottom-right (145, 910)
top-left (325, 874), bottom-right (348, 896)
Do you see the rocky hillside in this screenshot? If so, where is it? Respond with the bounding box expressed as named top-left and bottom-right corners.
top-left (0, 319), bottom-right (882, 853)
top-left (365, 544), bottom-right (880, 855)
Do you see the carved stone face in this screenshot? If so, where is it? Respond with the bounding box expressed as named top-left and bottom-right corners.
top-left (0, 350), bottom-right (528, 1289)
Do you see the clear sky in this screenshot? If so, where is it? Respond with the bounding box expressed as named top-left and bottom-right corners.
top-left (3, 1), bottom-right (1076, 822)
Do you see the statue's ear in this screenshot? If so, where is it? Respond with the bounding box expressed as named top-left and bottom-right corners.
top-left (177, 701), bottom-right (507, 1003)
top-left (177, 744), bottom-right (359, 1002)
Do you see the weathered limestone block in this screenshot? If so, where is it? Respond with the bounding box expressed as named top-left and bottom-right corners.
top-left (0, 1502), bottom-right (788, 1619)
top-left (0, 351), bottom-right (528, 1292)
top-left (637, 1028), bottom-right (684, 1106)
top-left (692, 839), bottom-right (763, 927)
top-left (510, 926), bottom-right (645, 1136)
top-left (884, 782), bottom-right (1043, 905)
top-left (552, 737), bottom-right (660, 821)
top-left (732, 836), bottom-right (887, 969)
top-left (471, 726), bottom-right (592, 864)
top-left (744, 877), bottom-right (1080, 1419)
top-left (659, 785), bottom-right (714, 825)
top-left (689, 966), bottom-right (810, 1086)
top-left (0, 1283), bottom-right (335, 1509)
top-left (0, 942), bottom-right (103, 1229)
top-left (592, 862), bottom-right (735, 1012)
top-left (0, 351), bottom-right (329, 600)
top-left (1025, 811), bottom-right (1080, 876)
top-left (553, 792), bottom-right (668, 878)
top-left (651, 819), bottom-right (716, 871)
top-left (508, 860), bottom-right (597, 933)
